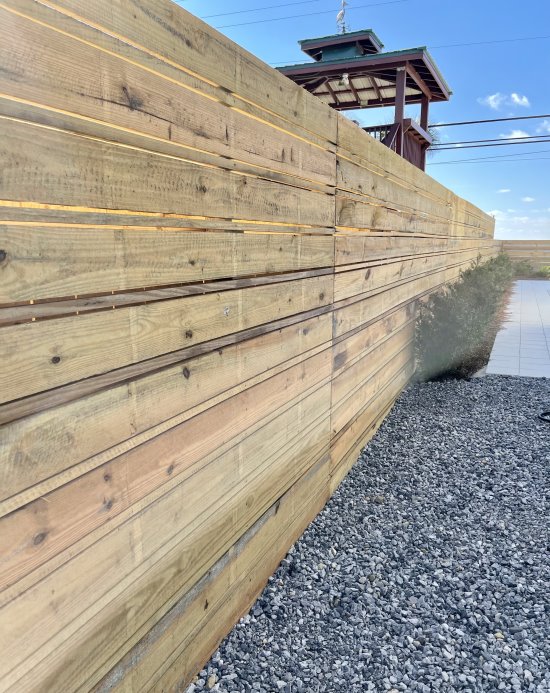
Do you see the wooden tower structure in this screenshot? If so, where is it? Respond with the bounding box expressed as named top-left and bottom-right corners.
top-left (277, 29), bottom-right (451, 170)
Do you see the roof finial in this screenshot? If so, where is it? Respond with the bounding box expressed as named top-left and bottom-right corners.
top-left (336, 0), bottom-right (349, 34)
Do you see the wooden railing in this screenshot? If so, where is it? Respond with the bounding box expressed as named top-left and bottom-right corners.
top-left (363, 119), bottom-right (432, 170)
top-left (0, 1), bottom-right (497, 691)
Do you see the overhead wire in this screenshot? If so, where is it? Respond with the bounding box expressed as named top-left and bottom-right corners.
top-left (201, 0), bottom-right (322, 19)
top-left (433, 135), bottom-right (550, 147)
top-left (429, 157), bottom-right (550, 165)
top-left (214, 0), bottom-right (407, 29)
top-left (269, 35), bottom-right (550, 65)
top-left (428, 148), bottom-right (550, 165)
top-left (432, 138), bottom-right (550, 152)
top-left (430, 114), bottom-right (550, 128)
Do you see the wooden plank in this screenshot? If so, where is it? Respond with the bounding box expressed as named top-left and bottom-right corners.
top-left (332, 323), bottom-right (414, 411)
top-left (0, 386), bottom-right (331, 692)
top-left (0, 348), bottom-right (332, 594)
top-left (335, 192), bottom-right (489, 236)
top-left (0, 225), bottom-right (334, 303)
top-left (0, 314), bottom-right (331, 508)
top-left (333, 265), bottom-right (463, 338)
top-left (331, 341), bottom-right (413, 437)
top-left (0, 117), bottom-right (333, 226)
top-left (329, 365), bottom-right (411, 492)
top-left (0, 274), bottom-right (333, 403)
top-left (0, 5), bottom-right (335, 188)
top-left (332, 305), bottom-right (414, 375)
top-left (335, 233), bottom-right (492, 267)
top-left (336, 115), bottom-right (494, 236)
top-left (0, 203), bottom-right (334, 235)
top-left (5, 0), bottom-right (336, 143)
top-left (334, 248), bottom-right (485, 302)
top-left (0, 268), bottom-right (335, 325)
top-left (0, 304), bottom-right (333, 428)
top-left (96, 454), bottom-right (330, 693)
top-left (337, 155), bottom-right (454, 224)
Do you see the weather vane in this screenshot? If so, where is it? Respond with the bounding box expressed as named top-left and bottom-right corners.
top-left (336, 0), bottom-right (350, 34)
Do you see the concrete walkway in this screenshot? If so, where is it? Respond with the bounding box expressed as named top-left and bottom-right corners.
top-left (486, 280), bottom-right (550, 378)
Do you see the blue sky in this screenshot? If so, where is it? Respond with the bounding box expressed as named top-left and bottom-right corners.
top-left (181, 0), bottom-right (550, 239)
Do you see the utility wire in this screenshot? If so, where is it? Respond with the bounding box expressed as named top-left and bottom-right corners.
top-left (214, 0), bottom-right (407, 29)
top-left (201, 0), bottom-right (321, 19)
top-left (270, 35), bottom-right (550, 64)
top-left (429, 157), bottom-right (550, 165)
top-left (431, 34), bottom-right (550, 49)
top-left (428, 148), bottom-right (550, 165)
top-left (433, 135), bottom-right (550, 147)
top-left (432, 138), bottom-right (550, 152)
top-left (430, 114), bottom-right (550, 128)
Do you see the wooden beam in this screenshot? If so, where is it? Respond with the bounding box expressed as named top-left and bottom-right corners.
top-left (369, 76), bottom-right (383, 102)
top-left (420, 96), bottom-right (430, 131)
top-left (395, 67), bottom-right (406, 156)
top-left (348, 77), bottom-right (361, 104)
top-left (325, 80), bottom-right (340, 106)
top-left (405, 61), bottom-right (432, 100)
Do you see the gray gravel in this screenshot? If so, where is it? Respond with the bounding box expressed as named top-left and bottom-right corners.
top-left (191, 376), bottom-right (550, 693)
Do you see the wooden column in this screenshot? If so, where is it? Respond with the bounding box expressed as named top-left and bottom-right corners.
top-left (420, 95), bottom-right (430, 171)
top-left (394, 67), bottom-right (406, 156)
top-left (420, 95), bottom-right (429, 131)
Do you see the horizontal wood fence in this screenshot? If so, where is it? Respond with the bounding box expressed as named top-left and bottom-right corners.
top-left (0, 1), bottom-right (496, 691)
top-left (500, 240), bottom-right (550, 270)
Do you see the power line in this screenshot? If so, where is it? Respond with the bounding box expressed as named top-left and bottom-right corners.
top-left (428, 148), bottom-right (550, 165)
top-left (431, 34), bottom-right (550, 50)
top-left (429, 157), bottom-right (550, 165)
top-left (433, 135), bottom-right (550, 147)
top-left (201, 0), bottom-right (321, 20)
top-left (214, 0), bottom-right (407, 29)
top-left (270, 35), bottom-right (550, 65)
top-left (432, 138), bottom-right (550, 152)
top-left (431, 114), bottom-right (550, 128)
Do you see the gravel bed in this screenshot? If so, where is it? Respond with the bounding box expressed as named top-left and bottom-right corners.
top-left (191, 376), bottom-right (550, 693)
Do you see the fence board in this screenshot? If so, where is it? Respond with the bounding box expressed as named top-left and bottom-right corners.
top-left (0, 1), bottom-right (497, 690)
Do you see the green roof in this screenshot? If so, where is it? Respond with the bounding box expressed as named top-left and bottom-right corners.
top-left (299, 28), bottom-right (384, 49)
top-left (277, 46), bottom-right (452, 96)
top-left (278, 46), bottom-right (427, 70)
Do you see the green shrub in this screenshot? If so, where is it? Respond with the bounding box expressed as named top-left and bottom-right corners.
top-left (512, 259), bottom-right (550, 278)
top-left (415, 254), bottom-right (514, 380)
top-left (512, 259), bottom-right (535, 277)
top-left (534, 265), bottom-right (550, 279)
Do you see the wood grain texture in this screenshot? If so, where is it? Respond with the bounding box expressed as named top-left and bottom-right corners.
top-left (0, 274), bottom-right (332, 403)
top-left (0, 0), bottom-right (497, 691)
top-left (0, 225), bottom-right (334, 303)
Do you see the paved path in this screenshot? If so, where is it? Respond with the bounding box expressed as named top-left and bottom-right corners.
top-left (486, 280), bottom-right (550, 378)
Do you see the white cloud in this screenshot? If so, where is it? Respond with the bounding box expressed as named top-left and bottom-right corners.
top-left (478, 93), bottom-right (507, 110)
top-left (491, 210), bottom-right (550, 240)
top-left (500, 130), bottom-right (529, 139)
top-left (510, 93), bottom-right (530, 107)
top-left (507, 209), bottom-right (517, 213)
top-left (478, 92), bottom-right (531, 111)
top-left (498, 188), bottom-right (511, 193)
top-left (522, 197), bottom-right (535, 202)
top-left (536, 119), bottom-right (550, 134)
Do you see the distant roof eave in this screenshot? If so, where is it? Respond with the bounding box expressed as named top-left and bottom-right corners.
top-left (277, 47), bottom-right (452, 100)
top-left (299, 28), bottom-right (384, 51)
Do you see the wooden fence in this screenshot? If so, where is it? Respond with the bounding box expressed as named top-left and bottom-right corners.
top-left (0, 1), bottom-right (496, 690)
top-left (500, 240), bottom-right (550, 270)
